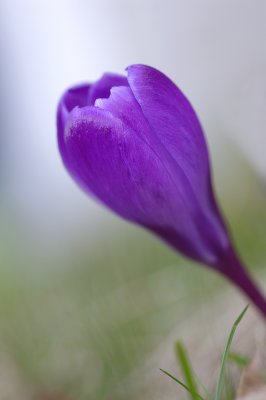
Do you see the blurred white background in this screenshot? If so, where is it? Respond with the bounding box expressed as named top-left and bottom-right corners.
top-left (1, 0), bottom-right (266, 261)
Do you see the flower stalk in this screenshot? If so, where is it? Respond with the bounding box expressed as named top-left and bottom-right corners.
top-left (216, 247), bottom-right (266, 317)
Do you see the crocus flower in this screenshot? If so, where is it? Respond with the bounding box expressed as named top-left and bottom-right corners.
top-left (57, 64), bottom-right (266, 317)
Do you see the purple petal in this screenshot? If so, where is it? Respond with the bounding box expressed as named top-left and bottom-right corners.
top-left (61, 89), bottom-right (224, 264)
top-left (95, 86), bottom-right (199, 220)
top-left (57, 73), bottom-right (127, 153)
top-left (57, 84), bottom-right (91, 155)
top-left (127, 65), bottom-right (211, 207)
top-left (127, 64), bottom-right (228, 247)
top-left (88, 73), bottom-right (128, 105)
top-left (63, 105), bottom-right (184, 225)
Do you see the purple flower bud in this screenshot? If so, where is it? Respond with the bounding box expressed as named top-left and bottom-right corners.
top-left (57, 64), bottom-right (266, 317)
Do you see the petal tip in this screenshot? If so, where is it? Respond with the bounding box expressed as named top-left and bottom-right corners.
top-left (126, 64), bottom-right (163, 83)
top-left (126, 63), bottom-right (147, 74)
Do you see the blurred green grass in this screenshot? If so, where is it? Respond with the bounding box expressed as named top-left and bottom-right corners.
top-left (0, 151), bottom-right (265, 399)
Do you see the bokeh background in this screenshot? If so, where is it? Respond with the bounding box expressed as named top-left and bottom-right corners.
top-left (0, 0), bottom-right (266, 399)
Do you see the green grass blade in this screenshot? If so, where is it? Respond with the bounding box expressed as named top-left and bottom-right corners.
top-left (229, 351), bottom-right (250, 368)
top-left (175, 341), bottom-right (200, 400)
top-left (224, 366), bottom-right (235, 400)
top-left (160, 369), bottom-right (205, 400)
top-left (214, 305), bottom-right (249, 400)
top-left (193, 372), bottom-right (211, 400)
